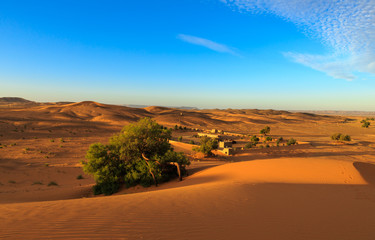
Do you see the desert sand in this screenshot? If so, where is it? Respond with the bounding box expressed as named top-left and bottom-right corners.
top-left (1, 100), bottom-right (375, 239)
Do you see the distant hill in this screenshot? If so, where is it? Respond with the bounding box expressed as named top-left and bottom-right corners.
top-left (124, 104), bottom-right (198, 110)
top-left (0, 97), bottom-right (73, 108)
top-left (0, 97), bottom-right (39, 108)
top-left (291, 110), bottom-right (375, 117)
top-left (0, 97), bottom-right (35, 104)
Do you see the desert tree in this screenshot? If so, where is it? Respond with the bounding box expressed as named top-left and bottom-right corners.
top-left (193, 136), bottom-right (218, 157)
top-left (260, 126), bottom-right (271, 135)
top-left (83, 118), bottom-right (190, 195)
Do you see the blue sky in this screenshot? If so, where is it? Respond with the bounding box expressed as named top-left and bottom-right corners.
top-left (0, 0), bottom-right (374, 110)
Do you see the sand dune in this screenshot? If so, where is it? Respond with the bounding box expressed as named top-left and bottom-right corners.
top-left (1, 157), bottom-right (375, 239)
top-left (1, 101), bottom-right (375, 239)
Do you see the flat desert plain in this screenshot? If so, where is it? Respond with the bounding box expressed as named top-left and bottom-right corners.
top-left (1, 101), bottom-right (375, 239)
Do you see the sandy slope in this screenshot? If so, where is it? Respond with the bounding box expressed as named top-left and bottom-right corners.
top-left (2, 157), bottom-right (375, 239)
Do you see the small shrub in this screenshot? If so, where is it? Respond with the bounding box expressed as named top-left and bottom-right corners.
top-left (8, 180), bottom-right (16, 184)
top-left (178, 136), bottom-right (183, 142)
top-left (45, 163), bottom-right (49, 167)
top-left (250, 135), bottom-right (259, 143)
top-left (331, 133), bottom-right (342, 140)
top-left (244, 142), bottom-right (255, 149)
top-left (32, 181), bottom-right (43, 185)
top-left (193, 136), bottom-right (218, 156)
top-left (60, 138), bottom-right (65, 142)
top-left (266, 144), bottom-right (270, 148)
top-left (260, 126), bottom-right (271, 135)
top-left (48, 181), bottom-right (58, 186)
top-left (50, 139), bottom-right (55, 142)
top-left (287, 138), bottom-right (297, 146)
top-left (77, 175), bottom-right (84, 180)
top-left (265, 136), bottom-right (272, 142)
top-left (339, 134), bottom-right (351, 142)
top-left (189, 140), bottom-right (195, 145)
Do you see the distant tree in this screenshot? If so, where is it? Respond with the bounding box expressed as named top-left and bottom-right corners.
top-left (178, 136), bottom-right (183, 142)
top-left (331, 133), bottom-right (342, 140)
top-left (286, 138), bottom-right (297, 146)
top-left (193, 136), bottom-right (218, 156)
top-left (174, 125), bottom-right (178, 130)
top-left (244, 142), bottom-right (255, 149)
top-left (83, 118), bottom-right (190, 195)
top-left (250, 135), bottom-right (259, 144)
top-left (260, 126), bottom-right (271, 135)
top-left (339, 134), bottom-right (351, 142)
top-left (276, 137), bottom-right (283, 146)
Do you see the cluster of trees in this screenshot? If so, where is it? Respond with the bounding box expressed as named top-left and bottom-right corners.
top-left (174, 125), bottom-right (189, 131)
top-left (245, 130), bottom-right (297, 148)
top-left (331, 133), bottom-right (351, 142)
top-left (361, 119), bottom-right (371, 128)
top-left (82, 118), bottom-right (190, 195)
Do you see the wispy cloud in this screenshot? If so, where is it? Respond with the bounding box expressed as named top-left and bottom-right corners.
top-left (177, 34), bottom-right (238, 55)
top-left (221, 0), bottom-right (375, 80)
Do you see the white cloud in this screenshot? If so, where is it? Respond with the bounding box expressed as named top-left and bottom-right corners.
top-left (222, 0), bottom-right (375, 80)
top-left (177, 34), bottom-right (238, 55)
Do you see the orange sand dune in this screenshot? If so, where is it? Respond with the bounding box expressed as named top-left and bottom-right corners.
top-left (1, 101), bottom-right (375, 239)
top-left (2, 157), bottom-right (375, 239)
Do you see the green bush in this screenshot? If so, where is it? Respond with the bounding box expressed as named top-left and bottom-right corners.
top-left (265, 136), bottom-right (272, 142)
top-left (260, 126), bottom-right (271, 135)
top-left (48, 181), bottom-right (58, 186)
top-left (189, 140), bottom-right (195, 145)
top-left (83, 118), bottom-right (190, 195)
top-left (244, 142), bottom-right (255, 149)
top-left (286, 138), bottom-right (297, 146)
top-left (331, 133), bottom-right (342, 140)
top-left (178, 136), bottom-right (183, 142)
top-left (193, 136), bottom-right (218, 156)
top-left (250, 135), bottom-right (259, 143)
top-left (331, 133), bottom-right (351, 141)
top-left (276, 137), bottom-right (283, 146)
top-left (339, 134), bottom-right (351, 141)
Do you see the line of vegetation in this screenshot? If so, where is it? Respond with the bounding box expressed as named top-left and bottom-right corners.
top-left (331, 133), bottom-right (351, 142)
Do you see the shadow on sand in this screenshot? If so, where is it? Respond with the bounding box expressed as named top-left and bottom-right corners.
top-left (353, 162), bottom-right (375, 185)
